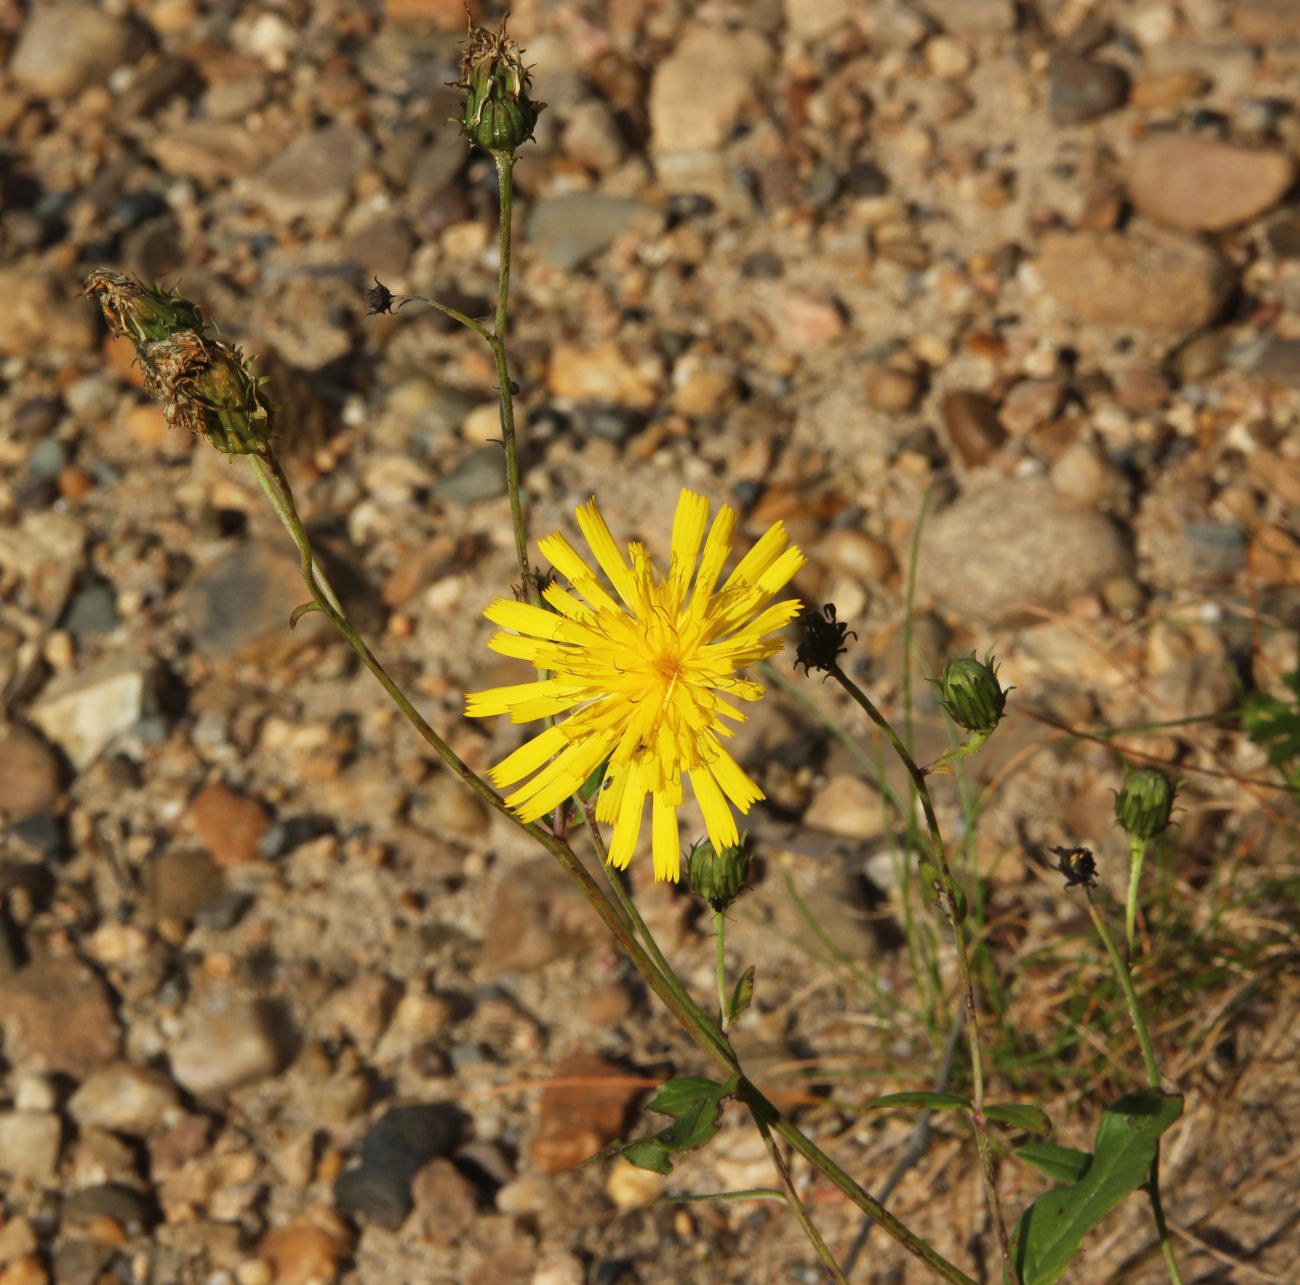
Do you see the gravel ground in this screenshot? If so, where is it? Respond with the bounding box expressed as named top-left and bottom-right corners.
top-left (1, 1), bottom-right (1298, 1283)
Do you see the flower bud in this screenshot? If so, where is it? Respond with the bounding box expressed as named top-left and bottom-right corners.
top-left (686, 838), bottom-right (751, 911)
top-left (1114, 768), bottom-right (1176, 842)
top-left (140, 331), bottom-right (277, 455)
top-left (934, 650), bottom-right (1009, 734)
top-left (455, 19), bottom-right (545, 154)
top-left (82, 270), bottom-right (205, 343)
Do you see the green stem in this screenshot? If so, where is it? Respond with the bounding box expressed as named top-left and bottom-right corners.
top-left (1126, 836), bottom-right (1148, 960)
top-left (1086, 895), bottom-right (1182, 1285)
top-left (714, 908), bottom-right (730, 1032)
top-left (751, 1108), bottom-right (849, 1285)
top-left (828, 662), bottom-right (1011, 1273)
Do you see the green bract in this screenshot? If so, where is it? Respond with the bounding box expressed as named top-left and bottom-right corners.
top-left (934, 650), bottom-right (1009, 734)
top-left (456, 20), bottom-right (545, 154)
top-left (685, 838), bottom-right (751, 911)
top-left (1114, 768), bottom-right (1177, 842)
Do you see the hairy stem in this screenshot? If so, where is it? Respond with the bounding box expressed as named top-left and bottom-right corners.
top-left (1125, 835), bottom-right (1149, 960)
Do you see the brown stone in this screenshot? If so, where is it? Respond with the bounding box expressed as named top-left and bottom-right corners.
top-left (942, 391), bottom-right (1005, 466)
top-left (0, 956), bottom-right (121, 1077)
top-left (258, 1211), bottom-right (352, 1285)
top-left (864, 364), bottom-right (921, 412)
top-left (189, 782), bottom-right (270, 867)
top-left (530, 1053), bottom-right (640, 1174)
top-left (0, 724), bottom-right (63, 820)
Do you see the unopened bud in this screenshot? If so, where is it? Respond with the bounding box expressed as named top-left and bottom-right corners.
top-left (455, 19), bottom-right (545, 154)
top-left (934, 650), bottom-right (1009, 734)
top-left (686, 838), bottom-right (751, 911)
top-left (1114, 768), bottom-right (1176, 842)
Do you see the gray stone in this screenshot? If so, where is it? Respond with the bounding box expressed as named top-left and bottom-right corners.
top-left (170, 999), bottom-right (292, 1097)
top-left (150, 122), bottom-right (269, 182)
top-left (68, 1062), bottom-right (182, 1136)
top-left (9, 5), bottom-right (140, 99)
top-left (29, 656), bottom-right (162, 769)
top-left (334, 1104), bottom-right (461, 1230)
top-left (0, 1111), bottom-right (62, 1182)
top-left (62, 579), bottom-right (119, 638)
top-left (0, 724), bottom-right (63, 821)
top-left (254, 125), bottom-right (372, 226)
top-left (527, 194), bottom-right (665, 271)
top-left (433, 445), bottom-right (509, 505)
top-left (1049, 55), bottom-right (1129, 125)
top-left (1037, 229), bottom-right (1234, 336)
top-left (917, 478), bottom-right (1132, 624)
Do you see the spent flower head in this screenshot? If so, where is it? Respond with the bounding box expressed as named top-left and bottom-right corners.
top-left (1114, 767), bottom-right (1177, 842)
top-left (466, 491), bottom-right (804, 881)
top-left (455, 17), bottom-right (545, 154)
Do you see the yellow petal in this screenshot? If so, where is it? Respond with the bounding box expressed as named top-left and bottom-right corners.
top-left (576, 498), bottom-right (639, 607)
top-left (465, 677), bottom-right (581, 718)
top-left (690, 767), bottom-right (738, 854)
top-left (691, 504), bottom-right (737, 605)
top-left (607, 767), bottom-right (647, 868)
top-left (722, 519), bottom-right (788, 592)
top-left (652, 791), bottom-right (680, 882)
top-left (484, 598), bottom-right (568, 640)
top-left (489, 724), bottom-right (568, 787)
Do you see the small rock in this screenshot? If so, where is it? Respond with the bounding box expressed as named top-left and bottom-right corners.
top-left (0, 956), bottom-right (121, 1076)
top-left (804, 774), bottom-right (886, 840)
top-left (649, 25), bottom-right (773, 154)
top-left (530, 1054), bottom-right (639, 1175)
top-left (998, 379), bottom-right (1066, 436)
top-left (342, 211), bottom-right (415, 278)
top-left (148, 849), bottom-right (227, 924)
top-left (1127, 135), bottom-right (1294, 232)
top-left (1049, 439), bottom-right (1125, 506)
top-left (418, 773), bottom-right (491, 842)
top-left (1264, 212), bottom-right (1300, 260)
top-left (780, 290), bottom-right (846, 347)
top-left (68, 1063), bottom-right (181, 1137)
top-left (432, 445), bottom-right (510, 505)
top-left (918, 478), bottom-right (1131, 623)
top-left (0, 1258), bottom-right (47, 1285)
top-left (0, 269), bottom-right (99, 360)
top-left (9, 5), bottom-right (140, 99)
top-left (480, 858), bottom-right (607, 976)
top-left (320, 974), bottom-right (400, 1053)
top-left (63, 1183), bottom-right (156, 1239)
top-left (0, 1112), bottom-right (61, 1182)
top-left (527, 194), bottom-right (665, 271)
top-left (170, 1000), bottom-right (291, 1096)
top-left (605, 1157), bottom-right (666, 1211)
top-left (254, 125), bottom-right (371, 226)
top-left (189, 782), bottom-right (271, 868)
top-left (409, 1159), bottom-right (477, 1248)
top-left (61, 580), bottom-right (118, 638)
top-left (258, 1211), bottom-right (352, 1285)
top-left (28, 657), bottom-right (162, 770)
top-left (1037, 229), bottom-right (1234, 335)
top-left (333, 1104), bottom-right (461, 1230)
top-left (941, 391), bottom-right (1005, 466)
top-left (817, 528), bottom-right (897, 583)
top-left (546, 340), bottom-right (662, 408)
top-left (1112, 363), bottom-right (1171, 413)
top-left (669, 354), bottom-right (739, 418)
top-left (1250, 339), bottom-right (1300, 388)
top-left (1048, 54), bottom-right (1129, 125)
top-left (0, 1215), bottom-right (38, 1263)
top-left (924, 35), bottom-right (972, 80)
top-left (864, 364), bottom-right (921, 412)
top-left (150, 122), bottom-right (268, 181)
top-left (0, 724), bottom-right (63, 821)
top-left (1233, 0), bottom-right (1300, 42)
top-left (1129, 69), bottom-right (1209, 110)
top-left (1173, 331), bottom-right (1229, 384)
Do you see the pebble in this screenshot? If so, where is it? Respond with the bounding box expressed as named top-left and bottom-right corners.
top-left (649, 25), bottom-right (773, 154)
top-left (1233, 0), bottom-right (1300, 41)
top-left (479, 858), bottom-right (607, 976)
top-left (0, 269), bottom-right (98, 360)
top-left (917, 477), bottom-right (1132, 624)
top-left (527, 194), bottom-right (665, 271)
top-left (1250, 339), bottom-right (1300, 388)
top-left (189, 782), bottom-right (271, 868)
top-left (941, 391), bottom-right (1006, 466)
top-left (669, 354), bottom-right (739, 418)
top-left (1173, 330), bottom-right (1229, 384)
top-left (257, 1211), bottom-right (351, 1285)
top-left (0, 1112), bottom-right (62, 1183)
top-left (0, 1259), bottom-right (47, 1285)
top-left (61, 580), bottom-right (118, 638)
top-left (68, 1062), bottom-right (182, 1137)
top-left (783, 0), bottom-right (860, 39)
top-left (432, 444), bottom-right (510, 504)
top-left (148, 849), bottom-right (227, 924)
top-left (150, 123), bottom-right (268, 182)
top-left (817, 528), bottom-right (897, 583)
top-left (1036, 229), bottom-right (1234, 335)
top-left (1049, 439), bottom-right (1126, 506)
top-left (803, 774), bottom-right (887, 840)
top-left (0, 724), bottom-right (63, 821)
top-left (170, 1000), bottom-right (290, 1096)
top-left (1113, 363), bottom-right (1171, 413)
top-left (530, 1053), bottom-right (640, 1175)
top-left (998, 379), bottom-right (1066, 436)
top-left (605, 1157), bottom-right (666, 1211)
top-left (0, 1216), bottom-right (38, 1262)
top-left (1129, 69), bottom-right (1209, 110)
top-left (9, 5), bottom-right (139, 99)
top-left (254, 125), bottom-right (372, 227)
top-left (864, 363), bottom-right (921, 412)
top-left (1048, 54), bottom-right (1129, 125)
top-left (408, 1159), bottom-right (477, 1248)
top-left (546, 340), bottom-right (662, 408)
top-left (333, 1103), bottom-right (461, 1230)
top-left (0, 956), bottom-right (122, 1077)
top-left (28, 656), bottom-right (162, 770)
top-left (1127, 135), bottom-right (1294, 233)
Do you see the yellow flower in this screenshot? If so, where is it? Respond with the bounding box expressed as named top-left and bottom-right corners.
top-left (466, 491), bottom-right (805, 881)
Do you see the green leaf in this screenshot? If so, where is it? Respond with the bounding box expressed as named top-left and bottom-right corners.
top-left (1016, 1142), bottom-right (1092, 1185)
top-left (289, 601), bottom-right (323, 629)
top-left (618, 1074), bottom-right (738, 1175)
top-left (578, 757), bottom-right (610, 802)
top-left (1014, 1089), bottom-right (1183, 1285)
top-left (867, 1091), bottom-right (972, 1112)
top-left (727, 966), bottom-right (755, 1025)
top-left (986, 1104), bottom-right (1052, 1137)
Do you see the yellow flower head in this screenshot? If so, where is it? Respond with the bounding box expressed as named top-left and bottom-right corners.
top-left (466, 491), bottom-right (805, 881)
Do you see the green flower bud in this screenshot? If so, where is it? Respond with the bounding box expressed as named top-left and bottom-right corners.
top-left (455, 19), bottom-right (545, 154)
top-left (1114, 768), bottom-right (1176, 842)
top-left (140, 330), bottom-right (277, 456)
top-left (686, 838), bottom-right (751, 911)
top-left (82, 270), bottom-right (205, 344)
top-left (934, 650), bottom-right (1009, 734)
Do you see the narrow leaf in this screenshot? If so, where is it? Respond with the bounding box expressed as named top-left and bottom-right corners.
top-left (868, 1091), bottom-right (972, 1112)
top-left (1014, 1089), bottom-right (1183, 1285)
top-left (728, 966), bottom-right (755, 1025)
top-left (289, 601), bottom-right (322, 629)
top-left (986, 1104), bottom-right (1052, 1136)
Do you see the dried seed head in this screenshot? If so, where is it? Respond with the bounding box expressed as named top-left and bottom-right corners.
top-left (454, 18), bottom-right (545, 154)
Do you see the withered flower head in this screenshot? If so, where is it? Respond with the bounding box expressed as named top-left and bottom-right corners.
top-left (455, 17), bottom-right (545, 154)
top-left (81, 270), bottom-right (205, 344)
